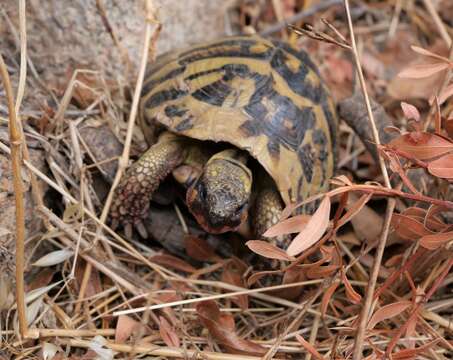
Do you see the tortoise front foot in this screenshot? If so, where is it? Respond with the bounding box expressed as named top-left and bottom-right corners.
top-left (110, 136), bottom-right (186, 237)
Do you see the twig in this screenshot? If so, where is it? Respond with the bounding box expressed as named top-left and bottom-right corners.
top-left (422, 0), bottom-right (452, 47)
top-left (342, 1), bottom-right (395, 358)
top-left (96, 1), bottom-right (160, 237)
top-left (14, 0), bottom-right (26, 114)
top-left (260, 0), bottom-right (342, 36)
top-left (0, 53), bottom-right (27, 337)
top-left (60, 338), bottom-right (262, 360)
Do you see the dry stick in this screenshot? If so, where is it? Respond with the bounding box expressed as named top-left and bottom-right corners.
top-left (60, 338), bottom-right (261, 360)
top-left (14, 0), bottom-right (26, 113)
top-left (342, 1), bottom-right (395, 359)
top-left (96, 7), bottom-right (161, 237)
top-left (422, 0), bottom-right (452, 48)
top-left (0, 53), bottom-right (27, 337)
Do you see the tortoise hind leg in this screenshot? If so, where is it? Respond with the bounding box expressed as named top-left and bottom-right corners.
top-left (111, 132), bottom-right (186, 233)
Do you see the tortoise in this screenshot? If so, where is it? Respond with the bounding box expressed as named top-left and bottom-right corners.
top-left (110, 35), bottom-right (337, 244)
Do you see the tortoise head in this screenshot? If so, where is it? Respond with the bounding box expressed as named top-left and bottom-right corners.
top-left (186, 153), bottom-right (252, 234)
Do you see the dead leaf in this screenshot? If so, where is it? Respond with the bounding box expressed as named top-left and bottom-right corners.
top-left (246, 240), bottom-right (295, 261)
top-left (286, 197), bottom-right (331, 256)
top-left (400, 102), bottom-right (420, 122)
top-left (410, 45), bottom-right (451, 62)
top-left (428, 153), bottom-right (453, 179)
top-left (295, 334), bottom-right (326, 360)
top-left (185, 235), bottom-right (220, 262)
top-left (158, 316), bottom-right (180, 348)
top-left (419, 231), bottom-right (453, 250)
top-left (341, 270), bottom-right (361, 305)
top-left (33, 249), bottom-right (74, 267)
top-left (247, 270), bottom-right (282, 287)
top-left (391, 213), bottom-right (434, 240)
top-left (196, 300), bottom-right (266, 356)
top-left (391, 339), bottom-right (440, 360)
top-left (397, 62), bottom-right (449, 79)
top-left (336, 193), bottom-right (372, 229)
top-left (321, 280), bottom-right (340, 317)
top-left (437, 84), bottom-right (453, 105)
top-left (150, 253), bottom-right (197, 273)
top-left (263, 214), bottom-right (310, 237)
top-left (388, 132), bottom-right (453, 160)
top-left (367, 301), bottom-right (412, 329)
top-left (221, 266), bottom-right (249, 310)
top-left (115, 315), bottom-right (142, 343)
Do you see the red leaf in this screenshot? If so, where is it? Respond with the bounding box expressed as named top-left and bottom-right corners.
top-left (115, 315), bottom-right (142, 343)
top-left (246, 240), bottom-right (295, 261)
top-left (400, 102), bottom-right (420, 121)
top-left (410, 45), bottom-right (451, 62)
top-left (286, 197), bottom-right (331, 256)
top-left (321, 280), bottom-right (340, 317)
top-left (336, 193), bottom-right (372, 229)
top-left (185, 235), bottom-right (220, 262)
top-left (391, 213), bottom-right (434, 240)
top-left (341, 270), bottom-right (362, 305)
top-left (437, 84), bottom-right (453, 105)
top-left (388, 132), bottom-right (453, 160)
top-left (150, 253), bottom-right (197, 273)
top-left (221, 266), bottom-right (249, 310)
top-left (398, 62), bottom-right (449, 79)
top-left (196, 301), bottom-right (266, 356)
top-left (158, 316), bottom-right (180, 348)
top-left (427, 153), bottom-right (453, 179)
top-left (419, 231), bottom-right (453, 250)
top-left (263, 214), bottom-right (310, 237)
top-left (295, 334), bottom-right (326, 360)
top-left (367, 301), bottom-right (412, 329)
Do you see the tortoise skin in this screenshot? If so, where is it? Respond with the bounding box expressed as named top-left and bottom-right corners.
top-left (139, 35), bottom-right (337, 209)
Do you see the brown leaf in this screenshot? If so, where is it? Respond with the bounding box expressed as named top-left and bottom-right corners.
top-left (367, 301), bottom-right (412, 329)
top-left (295, 334), bottom-right (326, 360)
top-left (419, 231), bottom-right (453, 250)
top-left (286, 197), bottom-right (331, 256)
top-left (185, 235), bottom-right (220, 262)
top-left (158, 316), bottom-right (180, 348)
top-left (221, 266), bottom-right (249, 310)
top-left (397, 62), bottom-right (449, 79)
top-left (321, 280), bottom-right (340, 317)
top-left (391, 339), bottom-right (440, 360)
top-left (247, 270), bottom-right (282, 287)
top-left (400, 102), bottom-right (420, 122)
top-left (410, 45), bottom-right (451, 62)
top-left (428, 153), bottom-right (453, 179)
top-left (388, 132), bottom-right (453, 160)
top-left (150, 253), bottom-right (196, 273)
top-left (437, 84), bottom-right (453, 105)
top-left (115, 315), bottom-right (142, 343)
top-left (263, 214), bottom-right (310, 237)
top-left (341, 270), bottom-right (362, 305)
top-left (391, 213), bottom-right (434, 240)
top-left (246, 240), bottom-right (295, 261)
top-left (444, 118), bottom-right (453, 138)
top-left (336, 193), bottom-right (372, 229)
top-left (196, 301), bottom-right (266, 356)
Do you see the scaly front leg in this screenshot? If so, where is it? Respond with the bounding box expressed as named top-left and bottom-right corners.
top-left (110, 132), bottom-right (186, 235)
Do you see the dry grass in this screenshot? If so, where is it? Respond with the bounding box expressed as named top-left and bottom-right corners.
top-left (1, 0), bottom-right (452, 359)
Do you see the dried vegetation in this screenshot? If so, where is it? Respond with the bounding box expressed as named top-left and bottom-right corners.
top-left (0, 0), bottom-right (452, 359)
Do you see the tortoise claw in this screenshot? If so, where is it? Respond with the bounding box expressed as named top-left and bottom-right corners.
top-left (135, 220), bottom-right (149, 239)
top-left (124, 223), bottom-right (133, 239)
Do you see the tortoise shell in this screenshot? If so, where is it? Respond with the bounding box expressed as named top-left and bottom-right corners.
top-left (139, 35), bottom-right (337, 206)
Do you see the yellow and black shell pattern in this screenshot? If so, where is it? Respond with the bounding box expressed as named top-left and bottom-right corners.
top-left (139, 35), bottom-right (337, 207)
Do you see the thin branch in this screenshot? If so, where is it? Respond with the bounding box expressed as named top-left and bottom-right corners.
top-left (0, 52), bottom-right (27, 337)
top-left (96, 1), bottom-right (161, 237)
